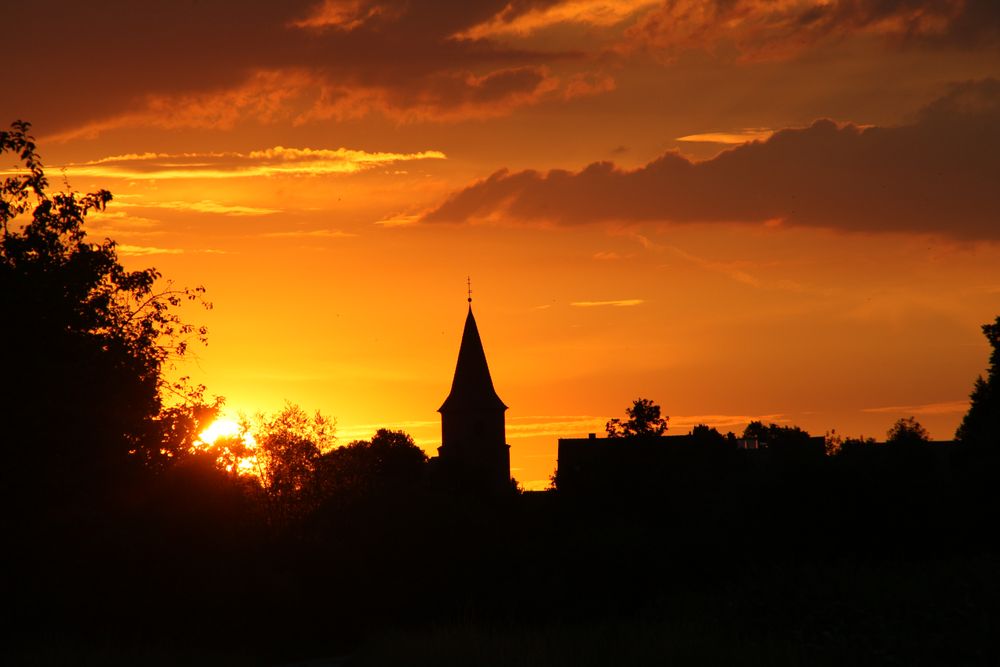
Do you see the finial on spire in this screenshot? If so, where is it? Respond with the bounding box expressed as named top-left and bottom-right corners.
top-left (467, 276), bottom-right (472, 303)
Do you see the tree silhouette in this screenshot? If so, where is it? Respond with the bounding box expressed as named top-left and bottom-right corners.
top-left (606, 398), bottom-right (669, 438)
top-left (886, 416), bottom-right (930, 447)
top-left (315, 428), bottom-right (427, 500)
top-left (956, 315), bottom-right (1000, 449)
top-left (742, 420), bottom-right (822, 460)
top-left (690, 423), bottom-right (723, 440)
top-left (0, 121), bottom-right (212, 488)
top-left (250, 404), bottom-right (335, 524)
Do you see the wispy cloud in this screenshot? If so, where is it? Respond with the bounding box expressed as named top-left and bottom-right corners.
top-left (571, 299), bottom-right (644, 307)
top-left (667, 245), bottom-right (762, 288)
top-left (623, 0), bottom-right (990, 64)
top-left (260, 229), bottom-right (357, 238)
top-left (88, 209), bottom-right (164, 236)
top-left (862, 400), bottom-right (969, 415)
top-left (677, 129), bottom-right (774, 145)
top-left (116, 244), bottom-right (228, 256)
top-left (120, 199), bottom-right (281, 216)
top-left (289, 1), bottom-right (400, 31)
top-left (374, 213), bottom-right (421, 227)
top-left (671, 413), bottom-right (787, 431)
top-left (24, 146), bottom-right (447, 181)
top-left (457, 0), bottom-right (660, 39)
top-left (116, 244), bottom-right (186, 256)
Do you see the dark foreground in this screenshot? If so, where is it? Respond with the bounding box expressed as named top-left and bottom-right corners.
top-left (5, 443), bottom-right (1000, 666)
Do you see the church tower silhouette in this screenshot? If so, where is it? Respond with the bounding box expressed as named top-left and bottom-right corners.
top-left (438, 295), bottom-right (511, 493)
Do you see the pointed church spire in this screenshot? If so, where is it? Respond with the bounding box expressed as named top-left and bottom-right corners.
top-left (439, 304), bottom-right (507, 413)
top-left (437, 294), bottom-right (511, 493)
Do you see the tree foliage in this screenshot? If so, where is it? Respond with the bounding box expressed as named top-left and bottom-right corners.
top-left (690, 423), bottom-right (727, 447)
top-left (742, 421), bottom-right (810, 445)
top-left (0, 121), bottom-right (212, 484)
top-left (886, 416), bottom-right (930, 447)
top-left (316, 428), bottom-right (427, 499)
top-left (251, 403), bottom-right (336, 500)
top-left (606, 398), bottom-right (669, 438)
top-left (956, 315), bottom-right (1000, 448)
top-left (742, 420), bottom-right (824, 461)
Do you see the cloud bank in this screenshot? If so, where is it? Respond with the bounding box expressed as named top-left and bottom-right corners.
top-left (423, 80), bottom-right (1000, 240)
top-left (6, 1), bottom-right (994, 138)
top-left (0, 1), bottom-right (602, 137)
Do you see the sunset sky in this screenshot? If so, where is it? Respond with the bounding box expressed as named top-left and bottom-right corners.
top-left (4, 0), bottom-right (1000, 487)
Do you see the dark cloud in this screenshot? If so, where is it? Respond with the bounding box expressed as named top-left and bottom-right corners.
top-left (423, 79), bottom-right (1000, 240)
top-left (5, 1), bottom-right (997, 137)
top-left (0, 1), bottom-right (579, 135)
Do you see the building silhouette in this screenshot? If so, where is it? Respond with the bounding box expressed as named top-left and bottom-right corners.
top-left (437, 302), bottom-right (511, 493)
top-left (555, 432), bottom-right (827, 494)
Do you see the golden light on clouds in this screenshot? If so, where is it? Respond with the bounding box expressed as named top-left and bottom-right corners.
top-left (118, 200), bottom-right (281, 215)
top-left (571, 299), bottom-right (645, 307)
top-left (116, 245), bottom-right (186, 256)
top-left (677, 129), bottom-right (774, 144)
top-left (457, 0), bottom-right (661, 39)
top-left (28, 146), bottom-right (447, 180)
top-left (290, 0), bottom-right (395, 31)
top-left (861, 400), bottom-right (970, 416)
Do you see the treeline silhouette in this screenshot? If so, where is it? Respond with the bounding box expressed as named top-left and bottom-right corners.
top-left (3, 121), bottom-right (1000, 664)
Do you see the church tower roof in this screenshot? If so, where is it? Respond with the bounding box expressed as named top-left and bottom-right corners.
top-left (439, 306), bottom-right (508, 413)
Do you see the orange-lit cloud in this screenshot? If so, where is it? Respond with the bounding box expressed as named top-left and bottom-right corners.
top-left (32, 146), bottom-right (446, 180)
top-left (3, 1), bottom-right (596, 138)
top-left (562, 71), bottom-right (617, 100)
top-left (374, 214), bottom-right (421, 227)
top-left (117, 200), bottom-right (281, 216)
top-left (424, 80), bottom-right (1000, 239)
top-left (677, 129), bottom-right (774, 144)
top-left (298, 66), bottom-right (565, 123)
top-left (43, 64), bottom-right (576, 138)
top-left (260, 229), bottom-right (357, 239)
top-left (117, 245), bottom-right (186, 256)
top-left (624, 0), bottom-right (998, 62)
top-left (592, 250), bottom-right (628, 260)
top-left (861, 400), bottom-right (970, 415)
top-left (457, 0), bottom-right (660, 39)
top-left (6, 0), bottom-right (995, 142)
top-left (571, 299), bottom-right (644, 307)
top-left (290, 0), bottom-right (401, 30)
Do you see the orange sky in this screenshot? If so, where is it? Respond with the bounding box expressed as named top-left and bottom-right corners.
top-left (4, 0), bottom-right (1000, 487)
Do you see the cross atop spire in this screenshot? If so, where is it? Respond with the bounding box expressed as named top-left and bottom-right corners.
top-left (467, 276), bottom-right (472, 304)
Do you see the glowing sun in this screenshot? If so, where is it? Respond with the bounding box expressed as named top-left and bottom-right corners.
top-left (197, 418), bottom-right (246, 446)
top-left (195, 417), bottom-right (259, 475)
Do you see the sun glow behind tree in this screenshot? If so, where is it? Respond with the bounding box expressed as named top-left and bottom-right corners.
top-left (195, 416), bottom-right (259, 475)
